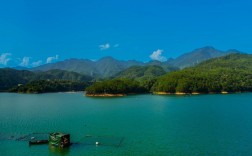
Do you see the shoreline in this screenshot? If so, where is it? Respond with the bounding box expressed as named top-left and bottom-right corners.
top-left (2, 91), bottom-right (248, 96)
top-left (152, 91), bottom-right (233, 95)
top-left (85, 93), bottom-right (126, 97)
top-left (152, 92), bottom-right (201, 95)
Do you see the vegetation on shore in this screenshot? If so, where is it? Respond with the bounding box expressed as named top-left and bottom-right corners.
top-left (85, 79), bottom-right (148, 95)
top-left (9, 80), bottom-right (90, 93)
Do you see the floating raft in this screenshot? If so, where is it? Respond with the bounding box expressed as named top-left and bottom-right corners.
top-left (29, 140), bottom-right (49, 145)
top-left (0, 132), bottom-right (49, 142)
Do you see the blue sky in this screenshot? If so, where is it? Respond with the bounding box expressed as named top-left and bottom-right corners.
top-left (1, 0), bottom-right (252, 67)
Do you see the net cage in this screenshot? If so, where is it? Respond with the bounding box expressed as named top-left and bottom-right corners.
top-left (78, 135), bottom-right (124, 147)
top-left (0, 132), bottom-right (49, 142)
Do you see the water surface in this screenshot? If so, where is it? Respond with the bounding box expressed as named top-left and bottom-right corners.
top-left (0, 93), bottom-right (252, 155)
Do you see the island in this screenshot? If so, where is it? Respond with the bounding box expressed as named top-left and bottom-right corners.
top-left (85, 79), bottom-right (148, 96)
top-left (85, 54), bottom-right (252, 96)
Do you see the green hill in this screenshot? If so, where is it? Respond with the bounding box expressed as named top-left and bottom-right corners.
top-left (33, 69), bottom-right (93, 81)
top-left (114, 65), bottom-right (167, 80)
top-left (0, 68), bottom-right (93, 91)
top-left (9, 80), bottom-right (89, 93)
top-left (0, 68), bottom-right (35, 91)
top-left (114, 65), bottom-right (171, 91)
top-left (152, 53), bottom-right (252, 94)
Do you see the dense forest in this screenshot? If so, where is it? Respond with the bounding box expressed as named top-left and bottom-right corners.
top-left (113, 65), bottom-right (168, 91)
top-left (151, 54), bottom-right (252, 93)
top-left (114, 65), bottom-right (166, 79)
top-left (85, 79), bottom-right (148, 95)
top-left (9, 80), bottom-right (90, 93)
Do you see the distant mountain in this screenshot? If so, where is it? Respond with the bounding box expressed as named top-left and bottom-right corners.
top-left (32, 57), bottom-right (144, 78)
top-left (33, 69), bottom-right (93, 81)
top-left (30, 46), bottom-right (242, 78)
top-left (146, 60), bottom-right (179, 72)
top-left (167, 46), bottom-right (241, 68)
top-left (32, 58), bottom-right (99, 76)
top-left (0, 68), bottom-right (92, 91)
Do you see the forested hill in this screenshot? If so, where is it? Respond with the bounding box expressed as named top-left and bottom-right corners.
top-left (114, 65), bottom-right (167, 80)
top-left (0, 68), bottom-right (92, 91)
top-left (152, 53), bottom-right (252, 94)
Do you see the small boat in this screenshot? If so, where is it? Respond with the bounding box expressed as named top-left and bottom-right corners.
top-left (29, 140), bottom-right (49, 145)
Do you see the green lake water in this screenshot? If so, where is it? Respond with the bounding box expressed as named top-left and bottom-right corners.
top-left (1, 93), bottom-right (252, 155)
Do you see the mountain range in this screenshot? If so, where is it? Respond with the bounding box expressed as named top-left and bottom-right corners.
top-left (0, 46), bottom-right (245, 92)
top-left (0, 46), bottom-right (240, 80)
top-left (29, 46), bottom-right (241, 78)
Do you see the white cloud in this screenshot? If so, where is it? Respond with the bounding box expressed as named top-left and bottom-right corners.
top-left (0, 53), bottom-right (11, 65)
top-left (32, 60), bottom-right (42, 67)
top-left (20, 57), bottom-right (30, 67)
top-left (114, 44), bottom-right (119, 48)
top-left (46, 55), bottom-right (59, 63)
top-left (99, 43), bottom-right (110, 50)
top-left (149, 49), bottom-right (167, 62)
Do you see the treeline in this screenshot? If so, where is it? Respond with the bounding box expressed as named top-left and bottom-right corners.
top-left (151, 68), bottom-right (252, 93)
top-left (85, 79), bottom-right (148, 95)
top-left (9, 80), bottom-right (90, 93)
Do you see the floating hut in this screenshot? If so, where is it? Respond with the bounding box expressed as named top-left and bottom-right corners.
top-left (49, 132), bottom-right (70, 148)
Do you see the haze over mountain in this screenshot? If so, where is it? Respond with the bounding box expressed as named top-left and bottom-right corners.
top-left (30, 46), bottom-right (241, 77)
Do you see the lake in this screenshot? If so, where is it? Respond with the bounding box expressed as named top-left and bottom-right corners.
top-left (0, 93), bottom-right (252, 155)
